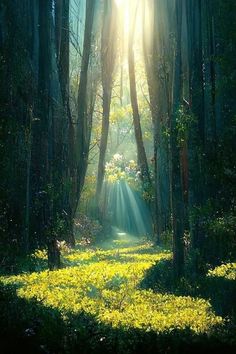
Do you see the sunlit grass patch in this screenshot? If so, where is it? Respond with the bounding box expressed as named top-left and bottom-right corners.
top-left (62, 243), bottom-right (164, 266)
top-left (207, 262), bottom-right (236, 280)
top-left (64, 249), bottom-right (99, 265)
top-left (101, 235), bottom-right (149, 250)
top-left (98, 290), bottom-right (223, 333)
top-left (32, 249), bottom-right (48, 260)
top-left (0, 242), bottom-right (223, 336)
top-left (114, 243), bottom-right (157, 254)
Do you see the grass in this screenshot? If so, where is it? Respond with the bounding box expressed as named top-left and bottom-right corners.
top-left (0, 233), bottom-right (235, 353)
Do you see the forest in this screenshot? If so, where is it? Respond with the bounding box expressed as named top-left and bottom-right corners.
top-left (0, 0), bottom-right (236, 353)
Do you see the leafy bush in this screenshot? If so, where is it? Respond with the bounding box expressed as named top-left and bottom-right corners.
top-left (204, 212), bottom-right (236, 265)
top-left (74, 214), bottom-right (103, 245)
top-left (160, 230), bottom-right (173, 249)
top-left (188, 205), bottom-right (236, 271)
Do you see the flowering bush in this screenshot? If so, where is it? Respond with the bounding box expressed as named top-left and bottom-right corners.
top-left (105, 154), bottom-right (141, 191)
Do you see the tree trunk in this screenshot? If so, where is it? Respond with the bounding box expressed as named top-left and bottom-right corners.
top-left (48, 238), bottom-right (60, 270)
top-left (171, 0), bottom-right (185, 279)
top-left (128, 3), bottom-right (151, 186)
top-left (55, 0), bottom-right (75, 247)
top-left (75, 0), bottom-right (95, 213)
top-left (142, 0), bottom-right (172, 243)
top-left (96, 0), bottom-right (117, 214)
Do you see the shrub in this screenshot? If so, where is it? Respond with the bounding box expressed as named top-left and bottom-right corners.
top-left (204, 212), bottom-right (236, 265)
top-left (74, 214), bottom-right (103, 245)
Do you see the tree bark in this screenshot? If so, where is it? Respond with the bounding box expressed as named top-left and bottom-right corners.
top-left (142, 0), bottom-right (172, 243)
top-left (96, 0), bottom-right (117, 212)
top-left (171, 0), bottom-right (185, 278)
top-left (128, 3), bottom-right (151, 186)
top-left (75, 0), bottom-right (95, 213)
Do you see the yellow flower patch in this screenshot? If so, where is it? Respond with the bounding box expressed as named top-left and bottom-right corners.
top-left (0, 241), bottom-right (223, 335)
top-left (207, 262), bottom-right (236, 280)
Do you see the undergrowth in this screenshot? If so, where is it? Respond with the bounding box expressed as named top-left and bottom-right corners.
top-left (0, 236), bottom-right (235, 353)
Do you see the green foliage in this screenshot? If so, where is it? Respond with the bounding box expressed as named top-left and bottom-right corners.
top-left (105, 154), bottom-right (139, 186)
top-left (105, 154), bottom-right (154, 203)
top-left (110, 105), bottom-right (133, 125)
top-left (206, 212), bottom-right (236, 249)
top-left (160, 230), bottom-right (173, 249)
top-left (74, 214), bottom-right (103, 245)
top-left (176, 106), bottom-right (196, 146)
top-left (189, 203), bottom-right (236, 268)
top-left (205, 212), bottom-right (236, 265)
top-left (140, 258), bottom-right (174, 293)
top-left (79, 175), bottom-right (97, 212)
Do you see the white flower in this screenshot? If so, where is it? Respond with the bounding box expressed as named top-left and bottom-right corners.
top-left (113, 153), bottom-right (123, 161)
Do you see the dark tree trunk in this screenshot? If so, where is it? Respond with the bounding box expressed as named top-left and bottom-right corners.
top-left (48, 238), bottom-right (60, 270)
top-left (96, 0), bottom-right (117, 214)
top-left (185, 0), bottom-right (208, 274)
top-left (0, 0), bottom-right (38, 258)
top-left (171, 0), bottom-right (185, 278)
top-left (0, 0), bottom-right (98, 269)
top-left (55, 0), bottom-right (75, 247)
top-left (75, 0), bottom-right (95, 213)
top-left (142, 0), bottom-right (172, 243)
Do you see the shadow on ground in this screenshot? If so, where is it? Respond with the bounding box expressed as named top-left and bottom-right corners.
top-left (1, 282), bottom-right (236, 354)
top-left (140, 259), bottom-right (236, 319)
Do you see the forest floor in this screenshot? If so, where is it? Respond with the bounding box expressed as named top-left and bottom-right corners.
top-left (0, 232), bottom-right (236, 353)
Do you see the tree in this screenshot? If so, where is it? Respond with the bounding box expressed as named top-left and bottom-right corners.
top-left (128, 1), bottom-right (151, 194)
top-left (55, 0), bottom-right (75, 247)
top-left (170, 0), bottom-right (185, 278)
top-left (0, 0), bottom-right (76, 268)
top-left (76, 0), bottom-right (96, 212)
top-left (96, 0), bottom-right (117, 214)
top-left (142, 0), bottom-right (172, 243)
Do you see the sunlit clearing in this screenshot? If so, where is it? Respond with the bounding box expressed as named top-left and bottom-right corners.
top-left (1, 240), bottom-right (223, 335)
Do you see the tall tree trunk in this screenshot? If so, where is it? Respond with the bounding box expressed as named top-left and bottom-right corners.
top-left (186, 0), bottom-right (207, 273)
top-left (96, 0), bottom-right (117, 215)
top-left (142, 0), bottom-right (172, 243)
top-left (37, 0), bottom-right (61, 269)
top-left (55, 0), bottom-right (75, 247)
top-left (171, 0), bottom-right (185, 278)
top-left (75, 0), bottom-right (95, 214)
top-left (128, 3), bottom-right (151, 186)
top-left (0, 0), bottom-right (39, 260)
